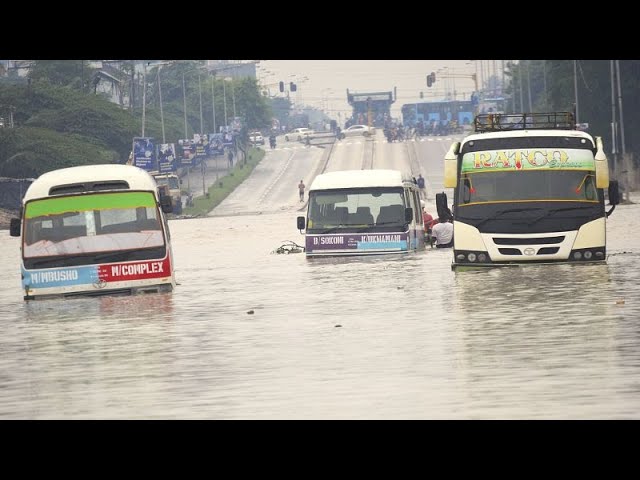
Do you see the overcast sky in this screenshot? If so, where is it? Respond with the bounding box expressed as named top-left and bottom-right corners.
top-left (258, 60), bottom-right (497, 120)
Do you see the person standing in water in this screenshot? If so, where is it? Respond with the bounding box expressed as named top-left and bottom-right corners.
top-left (298, 180), bottom-right (306, 202)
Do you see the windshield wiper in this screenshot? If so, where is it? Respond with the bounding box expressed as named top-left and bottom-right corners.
top-left (474, 207), bottom-right (544, 228)
top-left (90, 251), bottom-right (135, 263)
top-left (526, 206), bottom-right (589, 226)
top-left (317, 225), bottom-right (348, 234)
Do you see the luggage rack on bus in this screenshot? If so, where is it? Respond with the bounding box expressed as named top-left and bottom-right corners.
top-left (473, 112), bottom-right (576, 133)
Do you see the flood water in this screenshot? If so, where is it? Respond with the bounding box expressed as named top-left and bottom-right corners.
top-left (1, 190), bottom-right (639, 419)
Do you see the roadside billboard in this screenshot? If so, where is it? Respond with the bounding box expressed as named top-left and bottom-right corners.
top-left (158, 143), bottom-right (177, 173)
top-left (207, 133), bottom-right (225, 156)
top-left (132, 137), bottom-right (156, 171)
top-left (178, 139), bottom-right (194, 166)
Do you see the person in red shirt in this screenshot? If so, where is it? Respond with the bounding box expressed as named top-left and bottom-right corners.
top-left (421, 201), bottom-right (437, 246)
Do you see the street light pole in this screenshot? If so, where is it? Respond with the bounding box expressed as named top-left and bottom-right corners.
top-left (615, 60), bottom-right (625, 156)
top-left (182, 72), bottom-right (188, 139)
top-left (231, 79), bottom-right (236, 119)
top-left (223, 80), bottom-right (228, 127)
top-left (610, 60), bottom-right (617, 179)
top-left (158, 65), bottom-right (166, 143)
top-left (211, 75), bottom-right (217, 134)
top-left (519, 60), bottom-right (524, 112)
top-left (141, 62), bottom-right (147, 136)
top-left (573, 60), bottom-right (579, 123)
top-left (211, 76), bottom-right (218, 181)
top-left (526, 61), bottom-right (532, 112)
top-left (198, 72), bottom-right (203, 134)
top-left (542, 60), bottom-right (548, 109)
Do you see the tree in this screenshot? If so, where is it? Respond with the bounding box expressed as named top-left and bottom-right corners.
top-left (29, 60), bottom-right (94, 90)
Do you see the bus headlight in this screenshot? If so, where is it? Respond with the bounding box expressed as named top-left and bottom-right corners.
top-left (569, 247), bottom-right (605, 261)
top-left (454, 250), bottom-right (492, 264)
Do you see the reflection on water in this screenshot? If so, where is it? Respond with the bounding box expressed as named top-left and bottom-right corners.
top-left (1, 204), bottom-right (640, 419)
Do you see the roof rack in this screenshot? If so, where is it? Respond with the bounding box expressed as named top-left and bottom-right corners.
top-left (473, 112), bottom-right (576, 133)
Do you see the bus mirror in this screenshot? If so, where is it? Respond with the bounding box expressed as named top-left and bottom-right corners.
top-left (594, 137), bottom-right (606, 161)
top-left (297, 216), bottom-right (306, 230)
top-left (594, 136), bottom-right (609, 188)
top-left (444, 142), bottom-right (459, 188)
top-left (405, 207), bottom-right (413, 223)
top-left (160, 195), bottom-right (173, 214)
top-left (9, 218), bottom-right (21, 237)
top-left (595, 159), bottom-right (609, 188)
top-left (608, 180), bottom-right (620, 206)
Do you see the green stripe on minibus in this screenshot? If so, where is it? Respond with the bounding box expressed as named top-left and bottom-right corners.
top-left (25, 192), bottom-right (156, 219)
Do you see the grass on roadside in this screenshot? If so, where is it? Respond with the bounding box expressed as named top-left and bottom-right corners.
top-left (181, 147), bottom-right (266, 217)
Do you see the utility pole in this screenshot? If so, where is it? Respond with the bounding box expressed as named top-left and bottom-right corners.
top-left (231, 80), bottom-right (236, 119)
top-left (527, 61), bottom-right (532, 112)
top-left (182, 72), bottom-right (188, 139)
top-left (542, 60), bottom-right (548, 109)
top-left (158, 66), bottom-right (166, 143)
top-left (615, 59), bottom-right (629, 202)
top-left (223, 80), bottom-right (228, 127)
top-left (198, 72), bottom-right (203, 135)
top-left (212, 77), bottom-right (218, 181)
top-left (610, 60), bottom-right (617, 179)
top-left (510, 61), bottom-right (516, 113)
top-left (573, 60), bottom-right (579, 123)
top-left (130, 60), bottom-right (136, 111)
top-left (141, 62), bottom-right (147, 137)
top-left (519, 61), bottom-right (524, 112)
top-left (211, 76), bottom-right (217, 134)
top-left (615, 60), bottom-right (625, 156)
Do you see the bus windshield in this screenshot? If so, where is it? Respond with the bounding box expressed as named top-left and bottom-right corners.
top-left (457, 137), bottom-right (599, 206)
top-left (458, 170), bottom-right (599, 205)
top-left (307, 188), bottom-right (406, 231)
top-left (156, 176), bottom-right (179, 189)
top-left (23, 191), bottom-right (164, 259)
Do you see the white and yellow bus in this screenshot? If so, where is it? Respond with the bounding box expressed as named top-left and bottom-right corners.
top-left (9, 164), bottom-right (176, 300)
top-left (441, 112), bottom-right (620, 270)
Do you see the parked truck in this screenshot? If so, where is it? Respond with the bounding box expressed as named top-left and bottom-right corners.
top-left (153, 173), bottom-right (182, 215)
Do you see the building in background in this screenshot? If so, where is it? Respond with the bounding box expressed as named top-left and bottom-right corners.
top-left (206, 60), bottom-right (256, 79)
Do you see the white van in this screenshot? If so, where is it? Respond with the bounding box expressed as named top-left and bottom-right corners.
top-left (296, 169), bottom-right (426, 256)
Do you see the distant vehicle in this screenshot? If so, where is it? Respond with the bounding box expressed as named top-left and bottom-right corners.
top-left (249, 131), bottom-right (265, 146)
top-left (285, 128), bottom-right (314, 142)
top-left (9, 164), bottom-right (176, 300)
top-left (340, 124), bottom-right (374, 139)
top-left (153, 173), bottom-right (182, 214)
top-left (296, 169), bottom-right (426, 256)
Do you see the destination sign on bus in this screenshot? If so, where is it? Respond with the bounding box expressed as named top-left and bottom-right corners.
top-left (461, 149), bottom-right (596, 173)
top-left (352, 94), bottom-right (392, 102)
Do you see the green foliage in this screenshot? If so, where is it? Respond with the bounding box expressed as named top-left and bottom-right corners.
top-left (0, 60), bottom-right (279, 178)
top-left (29, 60), bottom-right (92, 89)
top-left (504, 60), bottom-right (640, 157)
top-left (0, 126), bottom-right (118, 178)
